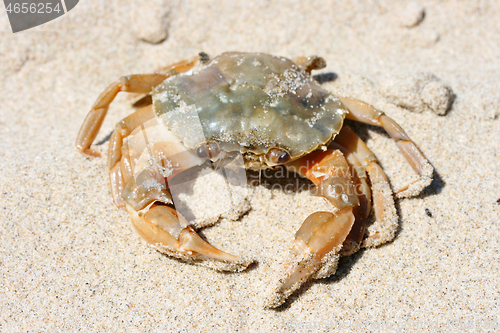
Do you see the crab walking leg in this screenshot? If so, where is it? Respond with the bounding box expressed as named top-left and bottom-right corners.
top-left (107, 105), bottom-right (156, 208)
top-left (154, 55), bottom-right (201, 75)
top-left (108, 105), bottom-right (155, 170)
top-left (76, 74), bottom-right (169, 157)
top-left (338, 96), bottom-right (433, 198)
top-left (76, 53), bottom-right (206, 158)
top-left (130, 56), bottom-right (202, 107)
top-left (328, 142), bottom-right (371, 255)
top-left (109, 162), bottom-right (126, 208)
top-left (328, 141), bottom-right (372, 219)
top-left (264, 150), bottom-right (362, 308)
top-left (334, 126), bottom-right (398, 248)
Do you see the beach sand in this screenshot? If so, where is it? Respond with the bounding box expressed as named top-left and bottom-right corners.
top-left (1, 0), bottom-right (499, 331)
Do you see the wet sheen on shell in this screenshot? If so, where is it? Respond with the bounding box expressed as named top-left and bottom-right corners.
top-left (152, 52), bottom-right (348, 166)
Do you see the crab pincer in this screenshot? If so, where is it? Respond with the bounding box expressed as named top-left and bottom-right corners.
top-left (264, 149), bottom-right (362, 308)
top-left (127, 204), bottom-right (251, 271)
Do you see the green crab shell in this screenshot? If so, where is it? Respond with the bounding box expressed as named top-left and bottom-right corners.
top-left (152, 52), bottom-right (348, 163)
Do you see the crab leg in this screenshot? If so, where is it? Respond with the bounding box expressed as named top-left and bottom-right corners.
top-left (76, 74), bottom-right (169, 157)
top-left (129, 56), bottom-right (202, 107)
top-left (76, 56), bottom-right (203, 158)
top-left (108, 105), bottom-right (155, 170)
top-left (265, 149), bottom-right (363, 308)
top-left (327, 141), bottom-right (371, 255)
top-left (338, 96), bottom-right (433, 198)
top-left (328, 141), bottom-right (371, 218)
top-left (105, 105), bottom-right (156, 208)
top-left (333, 126), bottom-right (398, 248)
top-left (154, 55), bottom-right (201, 75)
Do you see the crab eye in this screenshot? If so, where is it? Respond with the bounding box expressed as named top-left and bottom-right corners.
top-left (266, 148), bottom-right (290, 164)
top-left (196, 142), bottom-right (220, 159)
top-left (196, 144), bottom-right (210, 158)
top-left (208, 142), bottom-right (220, 158)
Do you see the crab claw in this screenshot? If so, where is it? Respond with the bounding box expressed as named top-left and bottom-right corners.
top-left (264, 207), bottom-right (356, 308)
top-left (128, 204), bottom-right (252, 272)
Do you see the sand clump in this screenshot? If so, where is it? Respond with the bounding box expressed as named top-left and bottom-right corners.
top-left (378, 72), bottom-right (454, 115)
top-left (130, 0), bottom-right (171, 44)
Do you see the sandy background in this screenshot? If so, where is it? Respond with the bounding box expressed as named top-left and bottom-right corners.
top-left (1, 0), bottom-right (499, 331)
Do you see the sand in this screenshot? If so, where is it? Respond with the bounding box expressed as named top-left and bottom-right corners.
top-left (1, 0), bottom-right (499, 331)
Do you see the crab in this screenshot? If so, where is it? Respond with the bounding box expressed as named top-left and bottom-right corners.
top-left (76, 52), bottom-right (433, 308)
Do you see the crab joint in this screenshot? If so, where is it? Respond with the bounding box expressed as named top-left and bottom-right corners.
top-left (264, 207), bottom-right (356, 308)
